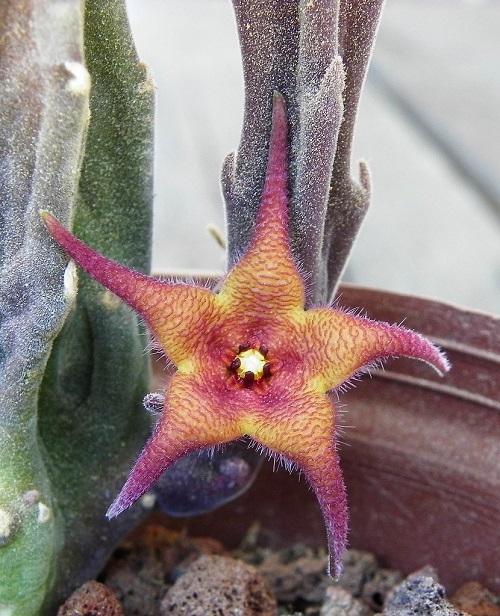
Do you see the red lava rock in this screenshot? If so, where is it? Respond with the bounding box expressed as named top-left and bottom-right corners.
top-left (451, 582), bottom-right (500, 616)
top-left (160, 554), bottom-right (277, 616)
top-left (57, 580), bottom-right (123, 616)
top-left (103, 525), bottom-right (226, 615)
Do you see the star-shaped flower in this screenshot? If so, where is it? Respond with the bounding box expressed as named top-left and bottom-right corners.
top-left (43, 93), bottom-right (449, 578)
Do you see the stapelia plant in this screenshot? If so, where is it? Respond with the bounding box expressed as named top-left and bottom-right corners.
top-left (43, 94), bottom-right (450, 578)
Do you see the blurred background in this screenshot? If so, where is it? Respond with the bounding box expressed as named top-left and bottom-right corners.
top-left (126, 0), bottom-right (500, 314)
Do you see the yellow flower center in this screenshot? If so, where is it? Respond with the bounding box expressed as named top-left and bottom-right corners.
top-left (228, 344), bottom-right (272, 387)
top-left (235, 348), bottom-right (267, 380)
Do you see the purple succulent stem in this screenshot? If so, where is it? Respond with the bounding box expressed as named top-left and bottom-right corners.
top-left (223, 0), bottom-right (385, 306)
top-left (323, 0), bottom-right (385, 295)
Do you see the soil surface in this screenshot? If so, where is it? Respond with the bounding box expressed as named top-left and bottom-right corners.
top-left (58, 518), bottom-right (500, 616)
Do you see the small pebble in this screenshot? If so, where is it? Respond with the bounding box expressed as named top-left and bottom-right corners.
top-left (320, 586), bottom-right (373, 616)
top-left (383, 571), bottom-right (466, 616)
top-left (161, 554), bottom-right (277, 616)
top-left (57, 580), bottom-right (123, 616)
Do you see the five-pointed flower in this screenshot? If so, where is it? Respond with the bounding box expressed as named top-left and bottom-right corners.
top-left (42, 93), bottom-right (450, 578)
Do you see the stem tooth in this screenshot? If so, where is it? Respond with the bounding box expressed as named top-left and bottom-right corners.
top-left (0, 507), bottom-right (20, 546)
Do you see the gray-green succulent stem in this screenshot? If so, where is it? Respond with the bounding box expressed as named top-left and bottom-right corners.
top-left (0, 2), bottom-right (88, 613)
top-left (223, 0), bottom-right (384, 306)
top-left (0, 1), bottom-right (154, 614)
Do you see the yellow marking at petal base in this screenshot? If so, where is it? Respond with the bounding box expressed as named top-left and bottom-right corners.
top-left (236, 348), bottom-right (267, 380)
top-left (239, 417), bottom-right (259, 436)
top-left (308, 375), bottom-right (330, 395)
top-left (177, 358), bottom-right (196, 374)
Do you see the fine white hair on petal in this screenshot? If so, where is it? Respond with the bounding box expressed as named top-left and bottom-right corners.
top-left (247, 440), bottom-right (299, 474)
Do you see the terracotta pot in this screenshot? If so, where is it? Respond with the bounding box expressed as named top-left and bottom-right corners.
top-left (155, 285), bottom-right (500, 594)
